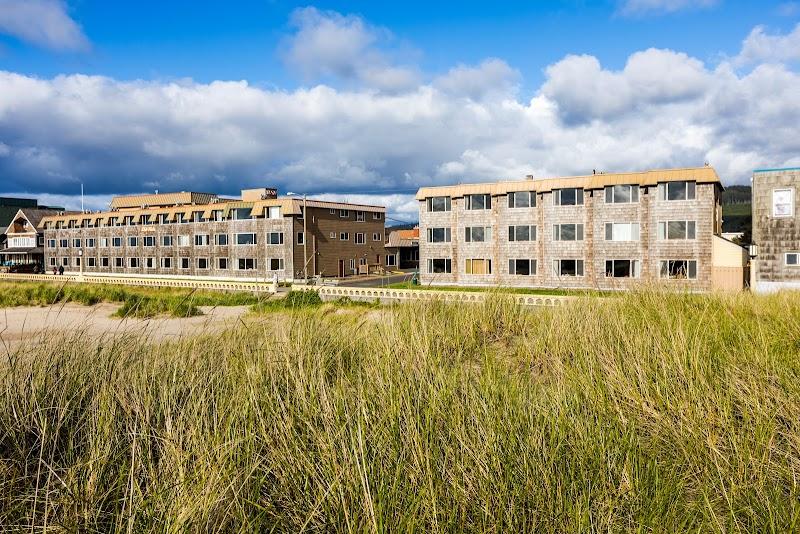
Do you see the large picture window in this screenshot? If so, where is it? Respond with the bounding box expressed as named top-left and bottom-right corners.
top-left (657, 221), bottom-right (696, 240)
top-left (427, 258), bottom-right (451, 273)
top-left (554, 259), bottom-right (584, 277)
top-left (508, 191), bottom-right (536, 208)
top-left (235, 233), bottom-right (257, 245)
top-left (426, 196), bottom-right (452, 212)
top-left (659, 260), bottom-right (697, 279)
top-left (658, 181), bottom-right (696, 201)
top-left (509, 259), bottom-right (537, 275)
top-left (605, 185), bottom-right (639, 204)
top-left (605, 259), bottom-right (640, 278)
top-left (508, 225), bottom-right (536, 242)
top-left (554, 188), bottom-right (584, 206)
top-left (427, 227), bottom-right (451, 242)
top-left (465, 194), bottom-right (491, 210)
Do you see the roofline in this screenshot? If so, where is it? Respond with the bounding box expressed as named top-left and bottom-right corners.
top-left (753, 167), bottom-right (800, 173)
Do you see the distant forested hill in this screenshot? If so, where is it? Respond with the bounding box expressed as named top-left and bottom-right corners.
top-left (721, 185), bottom-right (751, 238)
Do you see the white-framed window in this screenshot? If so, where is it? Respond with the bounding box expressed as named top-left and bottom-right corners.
top-left (659, 260), bottom-right (697, 279)
top-left (427, 197), bottom-right (451, 212)
top-left (231, 208), bottom-right (251, 220)
top-left (217, 258), bottom-right (228, 269)
top-left (553, 259), bottom-right (584, 277)
top-left (114, 257), bottom-right (123, 268)
top-left (177, 235), bottom-right (190, 247)
top-left (195, 234), bottom-right (210, 246)
top-left (297, 232), bottom-right (304, 245)
top-left (129, 258), bottom-right (139, 268)
top-left (372, 212), bottom-right (382, 220)
top-left (100, 238), bottom-right (108, 248)
top-left (112, 237), bottom-right (122, 247)
top-left (785, 253), bottom-right (800, 266)
top-left (509, 259), bottom-right (537, 275)
top-left (128, 237), bottom-right (138, 247)
top-left (355, 233), bottom-right (365, 244)
top-left (427, 258), bottom-right (451, 273)
top-left (465, 194), bottom-right (491, 210)
top-left (48, 239), bottom-right (56, 248)
top-left (508, 225), bottom-right (536, 242)
top-left (75, 257), bottom-right (81, 267)
top-left (268, 258), bottom-right (284, 271)
top-left (605, 259), bottom-right (640, 278)
top-left (175, 213), bottom-right (186, 224)
top-left (657, 221), bottom-right (696, 240)
top-left (59, 239), bottom-right (68, 248)
top-left (330, 208), bottom-right (336, 214)
top-left (180, 257), bottom-right (190, 269)
top-left (49, 257), bottom-right (56, 266)
top-left (197, 258), bottom-right (209, 269)
top-left (86, 238), bottom-right (96, 248)
top-left (101, 257), bottom-right (110, 268)
top-left (267, 232), bottom-right (284, 245)
top-left (508, 191), bottom-right (536, 208)
top-left (386, 254), bottom-right (397, 267)
top-left (162, 235), bottom-right (173, 247)
top-left (87, 257), bottom-right (97, 268)
top-left (159, 214), bottom-right (170, 224)
top-left (143, 236), bottom-right (155, 247)
top-left (465, 258), bottom-right (492, 275)
top-left (339, 209), bottom-right (349, 218)
top-left (235, 233), bottom-right (257, 245)
top-left (465, 226), bottom-right (491, 242)
top-left (658, 181), bottom-right (696, 201)
top-left (72, 238), bottom-right (81, 247)
top-left (605, 222), bottom-right (640, 241)
top-left (359, 258), bottom-right (367, 266)
top-left (211, 210), bottom-right (224, 222)
top-left (238, 258), bottom-right (256, 270)
top-left (266, 206), bottom-right (281, 219)
top-left (605, 185), bottom-right (639, 204)
top-left (329, 231), bottom-right (336, 239)
top-left (553, 223), bottom-right (584, 241)
top-left (373, 232), bottom-right (382, 241)
top-left (427, 227), bottom-right (451, 243)
top-left (773, 188), bottom-right (794, 218)
top-left (356, 211), bottom-right (365, 222)
top-left (160, 257), bottom-right (172, 269)
top-left (340, 232), bottom-right (349, 241)
top-left (144, 257), bottom-right (155, 269)
top-left (348, 258), bottom-right (355, 270)
top-left (554, 188), bottom-right (584, 206)
top-left (215, 234), bottom-right (228, 246)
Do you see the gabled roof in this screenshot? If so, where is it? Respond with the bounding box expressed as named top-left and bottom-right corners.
top-left (387, 229), bottom-right (419, 248)
top-left (415, 166), bottom-right (722, 200)
top-left (4, 208), bottom-right (66, 235)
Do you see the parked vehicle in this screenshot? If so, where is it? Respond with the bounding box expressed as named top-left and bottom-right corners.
top-left (8, 263), bottom-right (42, 274)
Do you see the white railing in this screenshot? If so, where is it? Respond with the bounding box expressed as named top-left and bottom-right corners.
top-left (0, 272), bottom-right (275, 293)
top-left (291, 284), bottom-right (574, 307)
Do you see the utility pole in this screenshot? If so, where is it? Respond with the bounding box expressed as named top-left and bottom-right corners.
top-left (303, 194), bottom-right (308, 281)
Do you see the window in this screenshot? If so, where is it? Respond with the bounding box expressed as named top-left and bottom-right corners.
top-left (508, 225), bottom-right (536, 242)
top-left (339, 209), bottom-right (350, 218)
top-left (87, 257), bottom-right (97, 268)
top-left (356, 211), bottom-right (365, 222)
top-left (162, 235), bottom-right (173, 247)
top-left (785, 253), bottom-right (799, 266)
top-left (509, 259), bottom-right (537, 275)
top-left (659, 260), bottom-right (697, 279)
top-left (129, 258), bottom-right (139, 268)
top-left (50, 257), bottom-right (56, 266)
top-left (465, 258), bottom-right (492, 275)
top-left (297, 232), bottom-right (305, 245)
top-left (297, 207), bottom-right (304, 220)
top-left (657, 221), bottom-right (696, 240)
top-left (263, 206), bottom-right (280, 219)
top-left (101, 257), bottom-right (109, 268)
top-left (143, 236), bottom-right (155, 247)
top-left (329, 232), bottom-right (336, 239)
top-left (359, 258), bottom-right (367, 266)
top-left (373, 212), bottom-right (382, 220)
top-left (268, 258), bottom-right (284, 271)
top-left (234, 258), bottom-right (255, 271)
top-left (773, 188), bottom-right (794, 218)
top-left (197, 258), bottom-right (209, 269)
top-left (100, 238), bottom-right (108, 248)
top-left (605, 259), bottom-right (640, 278)
top-left (145, 257), bottom-right (155, 269)
top-left (554, 259), bottom-right (584, 277)
top-left (355, 233), bottom-right (365, 244)
top-left (349, 259), bottom-right (355, 270)
top-left (124, 216), bottom-right (135, 226)
top-left (605, 185), bottom-right (639, 204)
top-left (340, 232), bottom-right (349, 241)
top-left (59, 239), bottom-right (68, 248)
top-left (175, 213), bottom-right (186, 224)
top-left (215, 234), bottom-right (228, 246)
top-left (554, 188), bottom-right (584, 206)
top-left (128, 237), bottom-right (138, 247)
top-left (48, 239), bottom-right (56, 248)
top-left (427, 227), bottom-right (451, 243)
top-left (427, 258), bottom-right (451, 273)
top-left (177, 235), bottom-right (190, 247)
top-left (427, 197), bottom-right (451, 212)
top-left (658, 181), bottom-right (696, 201)
top-left (60, 257), bottom-right (70, 267)
top-left (508, 191), bottom-right (536, 208)
top-left (465, 194), bottom-right (491, 210)
top-left (86, 238), bottom-right (96, 248)
top-left (465, 226), bottom-right (491, 242)
top-left (236, 233), bottom-right (257, 245)
top-left (386, 254), bottom-right (397, 267)
top-left (267, 232), bottom-right (284, 245)
top-left (211, 210), bottom-right (224, 222)
top-left (217, 258), bottom-right (228, 269)
top-left (180, 258), bottom-right (190, 269)
top-left (605, 222), bottom-right (640, 241)
top-left (112, 237), bottom-right (122, 247)
top-left (330, 208), bottom-right (336, 214)
top-left (72, 238), bottom-right (81, 247)
top-left (114, 257), bottom-right (123, 268)
top-left (553, 223), bottom-right (584, 241)
top-left (195, 234), bottom-right (209, 246)
top-left (161, 257), bottom-right (172, 269)
top-left (232, 208), bottom-right (252, 220)
top-left (373, 232), bottom-right (382, 241)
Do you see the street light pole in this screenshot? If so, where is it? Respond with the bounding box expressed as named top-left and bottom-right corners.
top-left (303, 193), bottom-right (308, 281)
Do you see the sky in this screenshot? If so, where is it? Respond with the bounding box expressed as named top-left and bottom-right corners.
top-left (0, 0), bottom-right (799, 223)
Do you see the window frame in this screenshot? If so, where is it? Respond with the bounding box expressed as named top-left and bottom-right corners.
top-left (427, 227), bottom-right (451, 243)
top-left (464, 226), bottom-right (492, 243)
top-left (604, 184), bottom-right (639, 204)
top-left (553, 223), bottom-right (584, 241)
top-left (464, 194), bottom-right (492, 211)
top-left (427, 258), bottom-right (452, 273)
top-left (508, 258), bottom-right (537, 276)
top-left (554, 188), bottom-right (584, 206)
top-left (426, 196), bottom-right (452, 212)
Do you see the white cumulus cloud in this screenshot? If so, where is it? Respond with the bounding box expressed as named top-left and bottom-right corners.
top-left (0, 0), bottom-right (88, 51)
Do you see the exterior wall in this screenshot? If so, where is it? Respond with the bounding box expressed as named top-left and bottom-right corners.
top-left (419, 181), bottom-right (719, 291)
top-left (752, 168), bottom-right (800, 292)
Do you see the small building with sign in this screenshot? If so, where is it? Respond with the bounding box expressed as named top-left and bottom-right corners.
top-left (751, 167), bottom-right (800, 292)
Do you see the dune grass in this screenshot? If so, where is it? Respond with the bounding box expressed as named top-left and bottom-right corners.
top-left (385, 280), bottom-right (610, 297)
top-left (2, 290), bottom-right (800, 531)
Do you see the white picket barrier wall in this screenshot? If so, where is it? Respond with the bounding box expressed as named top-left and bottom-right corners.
top-left (0, 272), bottom-right (275, 293)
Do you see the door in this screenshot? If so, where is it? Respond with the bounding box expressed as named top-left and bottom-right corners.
top-left (338, 259), bottom-right (345, 278)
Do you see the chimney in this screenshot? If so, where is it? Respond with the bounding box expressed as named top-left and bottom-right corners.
top-left (525, 174), bottom-right (534, 180)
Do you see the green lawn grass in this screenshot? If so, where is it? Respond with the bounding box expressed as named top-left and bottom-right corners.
top-left (3, 290), bottom-right (800, 531)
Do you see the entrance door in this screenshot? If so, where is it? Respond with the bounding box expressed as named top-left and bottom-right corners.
top-left (338, 259), bottom-right (345, 278)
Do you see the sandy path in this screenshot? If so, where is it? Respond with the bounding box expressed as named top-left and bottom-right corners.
top-left (0, 303), bottom-right (250, 353)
